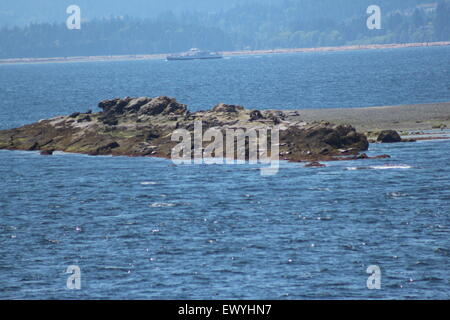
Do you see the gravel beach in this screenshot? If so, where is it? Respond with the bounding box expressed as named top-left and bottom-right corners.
top-left (286, 102), bottom-right (450, 133)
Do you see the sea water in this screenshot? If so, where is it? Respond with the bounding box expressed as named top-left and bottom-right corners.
top-left (0, 46), bottom-right (449, 299)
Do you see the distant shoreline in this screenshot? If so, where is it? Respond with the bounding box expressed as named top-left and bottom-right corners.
top-left (1, 41), bottom-right (449, 65)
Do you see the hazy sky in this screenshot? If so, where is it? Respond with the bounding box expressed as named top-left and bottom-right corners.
top-left (0, 0), bottom-right (277, 27)
top-left (0, 0), bottom-right (433, 27)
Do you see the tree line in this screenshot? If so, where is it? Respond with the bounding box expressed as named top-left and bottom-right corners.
top-left (0, 0), bottom-right (449, 59)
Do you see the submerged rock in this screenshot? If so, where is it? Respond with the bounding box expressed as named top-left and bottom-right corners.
top-left (40, 150), bottom-right (54, 156)
top-left (305, 162), bottom-right (326, 168)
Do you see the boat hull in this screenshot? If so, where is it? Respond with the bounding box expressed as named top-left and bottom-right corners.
top-left (166, 55), bottom-right (223, 61)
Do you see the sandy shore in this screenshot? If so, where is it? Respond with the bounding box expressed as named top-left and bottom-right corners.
top-left (221, 41), bottom-right (450, 57)
top-left (286, 102), bottom-right (450, 133)
top-left (1, 41), bottom-right (449, 65)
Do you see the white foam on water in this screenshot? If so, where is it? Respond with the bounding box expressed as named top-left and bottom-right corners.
top-left (346, 164), bottom-right (412, 171)
top-left (149, 202), bottom-right (176, 208)
top-left (371, 165), bottom-right (412, 170)
top-left (140, 181), bottom-right (158, 185)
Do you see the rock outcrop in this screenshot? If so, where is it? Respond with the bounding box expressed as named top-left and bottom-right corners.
top-left (377, 130), bottom-right (402, 143)
top-left (0, 96), bottom-right (375, 162)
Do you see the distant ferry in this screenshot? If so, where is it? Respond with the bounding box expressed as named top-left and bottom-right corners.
top-left (166, 48), bottom-right (223, 61)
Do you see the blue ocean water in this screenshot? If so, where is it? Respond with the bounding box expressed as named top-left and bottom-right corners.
top-left (0, 47), bottom-right (449, 299)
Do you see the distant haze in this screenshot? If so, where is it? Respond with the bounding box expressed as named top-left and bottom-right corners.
top-left (1, 0), bottom-right (449, 59)
top-left (0, 0), bottom-right (435, 27)
top-left (0, 0), bottom-right (277, 27)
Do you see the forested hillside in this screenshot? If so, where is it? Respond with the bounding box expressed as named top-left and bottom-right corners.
top-left (0, 0), bottom-right (267, 27)
top-left (0, 0), bottom-right (449, 59)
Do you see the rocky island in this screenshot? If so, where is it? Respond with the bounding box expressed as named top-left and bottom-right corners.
top-left (0, 96), bottom-right (401, 164)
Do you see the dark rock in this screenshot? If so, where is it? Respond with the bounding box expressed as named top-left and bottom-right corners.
top-left (333, 124), bottom-right (355, 136)
top-left (357, 153), bottom-right (369, 159)
top-left (377, 130), bottom-right (401, 143)
top-left (139, 96), bottom-right (187, 116)
top-left (212, 103), bottom-right (244, 113)
top-left (266, 111), bottom-right (286, 124)
top-left (89, 141), bottom-right (120, 155)
top-left (349, 153), bottom-right (391, 160)
top-left (281, 123), bottom-right (368, 158)
top-left (271, 117), bottom-right (281, 125)
top-left (305, 162), bottom-right (326, 168)
top-left (319, 148), bottom-right (330, 155)
top-left (372, 154), bottom-right (391, 159)
top-left (77, 115), bottom-right (91, 123)
top-left (69, 112), bottom-right (80, 118)
top-left (323, 131), bottom-right (341, 146)
top-left (27, 142), bottom-right (39, 150)
top-left (40, 150), bottom-right (53, 155)
top-left (99, 114), bottom-right (118, 126)
top-left (249, 110), bottom-right (264, 121)
top-left (98, 97), bottom-right (131, 115)
top-left (98, 98), bottom-right (121, 112)
top-left (124, 97), bottom-right (152, 113)
top-left (345, 131), bottom-right (357, 139)
top-left (145, 130), bottom-right (160, 141)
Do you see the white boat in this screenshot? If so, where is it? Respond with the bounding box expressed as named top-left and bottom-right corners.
top-left (166, 48), bottom-right (223, 61)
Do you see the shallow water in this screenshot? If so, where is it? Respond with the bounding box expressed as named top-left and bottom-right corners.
top-left (0, 47), bottom-right (449, 299)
